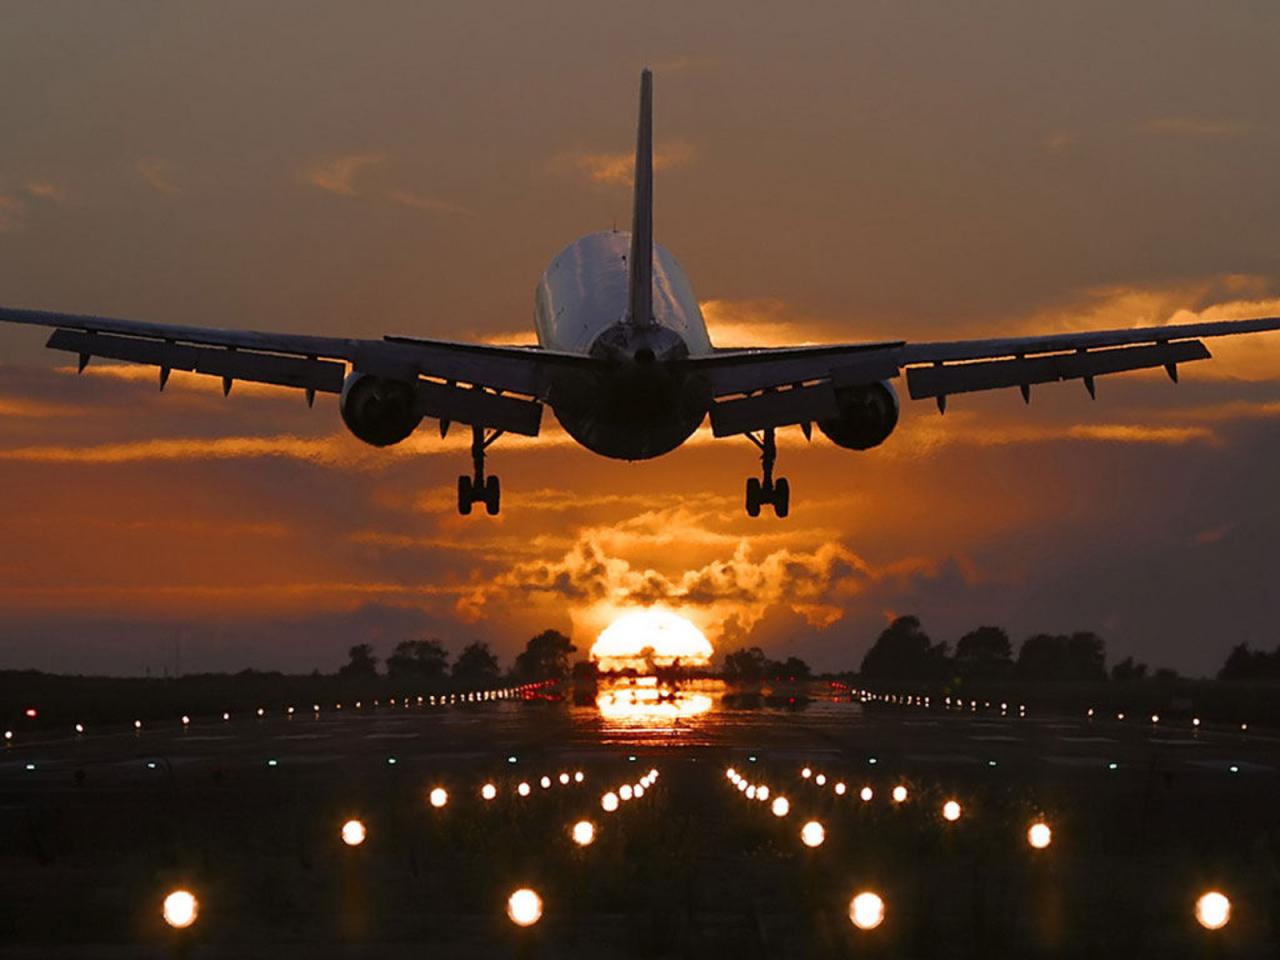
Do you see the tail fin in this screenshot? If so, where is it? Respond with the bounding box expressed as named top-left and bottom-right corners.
top-left (626, 68), bottom-right (655, 328)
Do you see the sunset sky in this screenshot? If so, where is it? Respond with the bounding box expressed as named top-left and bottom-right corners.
top-left (2, 2), bottom-right (1278, 677)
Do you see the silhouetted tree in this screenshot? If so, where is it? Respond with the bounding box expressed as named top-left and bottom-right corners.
top-left (723, 647), bottom-right (768, 684)
top-left (386, 638), bottom-right (449, 681)
top-left (1016, 632), bottom-right (1107, 682)
top-left (514, 630), bottom-right (577, 681)
top-left (1111, 656), bottom-right (1148, 682)
top-left (779, 656), bottom-right (812, 681)
top-left (860, 616), bottom-right (950, 683)
top-left (954, 626), bottom-right (1012, 679)
top-left (339, 643), bottom-right (379, 679)
top-left (1218, 643), bottom-right (1280, 680)
top-left (452, 641), bottom-right (500, 685)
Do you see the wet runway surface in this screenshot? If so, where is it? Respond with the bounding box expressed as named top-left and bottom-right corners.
top-left (2, 695), bottom-right (1277, 958)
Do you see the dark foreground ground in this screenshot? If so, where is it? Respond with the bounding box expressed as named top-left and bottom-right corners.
top-left (1, 692), bottom-right (1277, 958)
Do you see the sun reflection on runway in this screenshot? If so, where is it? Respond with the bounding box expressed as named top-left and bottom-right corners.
top-left (595, 681), bottom-right (714, 722)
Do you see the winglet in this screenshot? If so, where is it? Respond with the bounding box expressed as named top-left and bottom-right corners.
top-left (625, 68), bottom-right (655, 328)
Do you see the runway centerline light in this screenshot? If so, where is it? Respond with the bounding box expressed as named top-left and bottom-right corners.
top-left (771, 796), bottom-right (790, 817)
top-left (800, 820), bottom-right (825, 847)
top-left (482, 783), bottom-right (497, 800)
top-left (601, 791), bottom-right (619, 812)
top-left (341, 819), bottom-right (366, 846)
top-left (892, 785), bottom-right (908, 804)
top-left (572, 820), bottom-right (596, 846)
top-left (163, 890), bottom-right (198, 929)
top-left (1028, 821), bottom-right (1052, 849)
top-left (507, 888), bottom-right (543, 927)
top-left (429, 787), bottom-right (448, 808)
top-left (1195, 891), bottom-right (1231, 930)
top-left (860, 786), bottom-right (873, 802)
top-left (849, 891), bottom-right (884, 930)
top-left (942, 800), bottom-right (962, 822)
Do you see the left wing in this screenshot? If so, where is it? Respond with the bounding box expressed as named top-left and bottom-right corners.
top-left (693, 315), bottom-right (1280, 435)
top-left (0, 306), bottom-right (592, 436)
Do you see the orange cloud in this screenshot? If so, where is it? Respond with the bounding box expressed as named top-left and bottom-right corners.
top-left (302, 153), bottom-right (386, 195)
top-left (550, 141), bottom-right (695, 187)
top-left (387, 189), bottom-right (474, 217)
top-left (24, 180), bottom-right (66, 202)
top-left (137, 158), bottom-right (181, 194)
top-left (0, 194), bottom-right (24, 232)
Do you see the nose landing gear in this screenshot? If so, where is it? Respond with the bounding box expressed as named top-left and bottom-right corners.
top-left (458, 424), bottom-right (503, 516)
top-left (744, 427), bottom-right (789, 518)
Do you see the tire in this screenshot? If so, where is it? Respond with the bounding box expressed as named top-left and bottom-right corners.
top-left (745, 477), bottom-right (762, 517)
top-left (484, 475), bottom-right (501, 516)
top-left (457, 475), bottom-right (473, 516)
top-left (773, 477), bottom-right (790, 518)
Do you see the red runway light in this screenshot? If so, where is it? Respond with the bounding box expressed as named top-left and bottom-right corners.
top-left (24, 708), bottom-right (37, 719)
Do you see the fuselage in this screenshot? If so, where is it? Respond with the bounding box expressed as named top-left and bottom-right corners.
top-left (534, 231), bottom-right (713, 459)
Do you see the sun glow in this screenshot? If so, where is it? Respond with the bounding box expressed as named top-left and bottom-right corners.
top-left (590, 609), bottom-right (713, 673)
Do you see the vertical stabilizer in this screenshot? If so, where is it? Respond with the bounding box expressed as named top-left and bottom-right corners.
top-left (626, 69), bottom-right (655, 327)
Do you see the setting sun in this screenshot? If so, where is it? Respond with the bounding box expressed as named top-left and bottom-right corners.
top-left (590, 609), bottom-right (714, 673)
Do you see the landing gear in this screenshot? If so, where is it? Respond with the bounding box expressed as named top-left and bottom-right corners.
top-left (457, 425), bottom-right (503, 516)
top-left (744, 428), bottom-right (790, 518)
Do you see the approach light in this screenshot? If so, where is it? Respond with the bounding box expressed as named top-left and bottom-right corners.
top-left (341, 819), bottom-right (366, 846)
top-left (481, 782), bottom-right (498, 800)
top-left (574, 771), bottom-right (584, 783)
top-left (507, 888), bottom-right (543, 927)
top-left (815, 774), bottom-right (827, 786)
top-left (572, 820), bottom-right (596, 846)
top-left (771, 796), bottom-right (790, 817)
top-left (868, 757), bottom-right (877, 765)
top-left (518, 782), bottom-right (531, 797)
top-left (1028, 821), bottom-right (1052, 849)
top-left (756, 785), bottom-right (770, 801)
top-left (601, 791), bottom-right (619, 812)
top-left (287, 706), bottom-right (294, 716)
top-left (835, 782), bottom-right (847, 796)
top-left (801, 767), bottom-right (812, 779)
top-left (892, 785), bottom-right (908, 804)
top-left (162, 890), bottom-right (198, 929)
top-left (257, 707), bottom-right (265, 716)
top-left (3, 730), bottom-right (11, 741)
top-left (800, 820), bottom-right (825, 848)
top-left (75, 723), bottom-right (84, 734)
top-left (726, 767), bottom-right (737, 780)
top-left (429, 787), bottom-right (448, 808)
top-left (619, 785), bottom-right (633, 801)
top-left (386, 757), bottom-right (397, 766)
top-left (1241, 723), bottom-right (1248, 732)
top-left (24, 708), bottom-right (37, 718)
top-left (737, 779), bottom-right (748, 792)
top-left (860, 787), bottom-right (873, 802)
top-left (1107, 762), bottom-right (1119, 771)
top-left (1151, 714), bottom-right (1159, 724)
top-left (746, 785), bottom-right (757, 799)
top-left (181, 716), bottom-right (190, 727)
top-left (267, 759), bottom-right (278, 767)
top-left (559, 772), bottom-right (570, 785)
top-left (849, 891), bottom-right (884, 930)
top-left (508, 755), bottom-right (518, 764)
top-left (1195, 891), bottom-right (1231, 930)
top-left (24, 762), bottom-right (35, 771)
top-left (942, 800), bottom-right (962, 822)
top-left (1229, 764), bottom-right (1239, 774)
top-left (540, 776), bottom-right (551, 789)
top-left (1193, 717), bottom-right (1201, 727)
top-left (221, 712), bottom-right (230, 721)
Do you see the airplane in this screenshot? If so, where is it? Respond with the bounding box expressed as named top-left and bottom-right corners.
top-left (3, 69), bottom-right (1279, 518)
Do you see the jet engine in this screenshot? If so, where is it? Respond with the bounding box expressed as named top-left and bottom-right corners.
top-left (816, 380), bottom-right (899, 450)
top-left (339, 372), bottom-right (422, 447)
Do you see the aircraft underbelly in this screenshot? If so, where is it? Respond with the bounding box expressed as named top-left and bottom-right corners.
top-left (534, 231), bottom-right (711, 460)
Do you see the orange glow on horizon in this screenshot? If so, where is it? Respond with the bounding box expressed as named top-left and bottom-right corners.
top-left (590, 609), bottom-right (714, 673)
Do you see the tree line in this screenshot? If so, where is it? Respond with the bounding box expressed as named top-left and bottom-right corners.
top-left (337, 629), bottom-right (578, 685)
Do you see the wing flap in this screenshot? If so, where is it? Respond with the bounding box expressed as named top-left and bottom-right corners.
top-left (906, 340), bottom-right (1211, 400)
top-left (415, 380), bottom-right (542, 436)
top-left (694, 343), bottom-right (902, 396)
top-left (47, 329), bottom-right (347, 392)
top-left (709, 382), bottom-right (839, 437)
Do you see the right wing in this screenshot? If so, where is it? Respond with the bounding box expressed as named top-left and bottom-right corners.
top-left (0, 306), bottom-right (592, 436)
top-left (692, 315), bottom-right (1280, 435)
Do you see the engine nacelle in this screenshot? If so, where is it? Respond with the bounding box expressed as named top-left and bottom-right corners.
top-left (339, 372), bottom-right (423, 447)
top-left (816, 380), bottom-right (899, 450)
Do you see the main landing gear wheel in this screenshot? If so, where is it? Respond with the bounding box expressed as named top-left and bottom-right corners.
top-left (744, 428), bottom-right (790, 518)
top-left (457, 425), bottom-right (505, 516)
